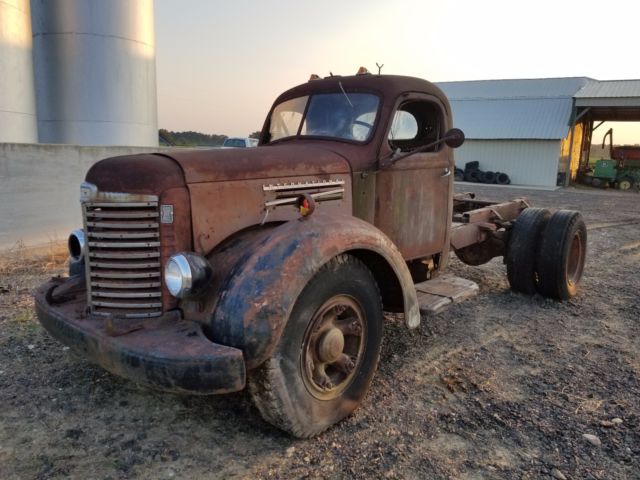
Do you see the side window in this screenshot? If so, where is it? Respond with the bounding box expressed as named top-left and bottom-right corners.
top-left (388, 100), bottom-right (442, 152)
top-left (389, 111), bottom-right (418, 140)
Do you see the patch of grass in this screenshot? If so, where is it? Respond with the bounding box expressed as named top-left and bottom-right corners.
top-left (13, 310), bottom-right (34, 324)
top-left (0, 241), bottom-right (68, 276)
top-left (7, 309), bottom-right (40, 334)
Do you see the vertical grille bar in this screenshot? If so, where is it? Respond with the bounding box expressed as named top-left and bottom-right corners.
top-left (83, 196), bottom-right (163, 318)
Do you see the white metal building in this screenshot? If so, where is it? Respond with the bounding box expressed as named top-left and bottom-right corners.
top-left (437, 77), bottom-right (592, 188)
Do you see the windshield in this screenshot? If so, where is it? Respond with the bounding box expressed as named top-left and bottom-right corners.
top-left (269, 92), bottom-right (379, 143)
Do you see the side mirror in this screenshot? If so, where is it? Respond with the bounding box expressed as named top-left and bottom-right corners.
top-left (381, 127), bottom-right (466, 168)
top-left (444, 128), bottom-right (465, 148)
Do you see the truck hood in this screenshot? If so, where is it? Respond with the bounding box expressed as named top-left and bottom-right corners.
top-left (165, 143), bottom-right (351, 184)
top-left (85, 144), bottom-right (351, 196)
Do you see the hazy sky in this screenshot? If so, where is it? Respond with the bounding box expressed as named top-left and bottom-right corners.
top-left (155, 0), bottom-right (640, 143)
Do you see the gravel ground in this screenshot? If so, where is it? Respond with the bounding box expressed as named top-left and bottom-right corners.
top-left (0, 185), bottom-right (638, 479)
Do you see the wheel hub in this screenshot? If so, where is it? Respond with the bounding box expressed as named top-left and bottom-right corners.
top-left (300, 295), bottom-right (366, 400)
top-left (317, 328), bottom-right (344, 363)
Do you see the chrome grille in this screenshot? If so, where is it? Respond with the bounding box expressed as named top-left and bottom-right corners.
top-left (83, 195), bottom-right (163, 318)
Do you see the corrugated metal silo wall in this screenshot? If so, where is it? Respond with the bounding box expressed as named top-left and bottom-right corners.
top-left (31, 0), bottom-right (158, 146)
top-left (454, 140), bottom-right (561, 187)
top-left (0, 0), bottom-right (37, 143)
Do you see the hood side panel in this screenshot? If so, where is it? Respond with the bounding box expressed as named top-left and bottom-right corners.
top-left (189, 173), bottom-right (353, 256)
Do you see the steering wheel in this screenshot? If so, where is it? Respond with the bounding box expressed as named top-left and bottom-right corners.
top-left (352, 120), bottom-right (373, 140)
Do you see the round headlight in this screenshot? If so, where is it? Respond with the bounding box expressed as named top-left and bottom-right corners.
top-left (164, 252), bottom-right (213, 298)
top-left (68, 229), bottom-right (85, 261)
top-left (164, 254), bottom-right (193, 298)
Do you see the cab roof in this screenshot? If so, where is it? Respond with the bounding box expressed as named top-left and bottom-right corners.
top-left (274, 74), bottom-right (450, 105)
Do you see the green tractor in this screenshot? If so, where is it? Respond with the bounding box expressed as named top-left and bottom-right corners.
top-left (584, 129), bottom-right (640, 190)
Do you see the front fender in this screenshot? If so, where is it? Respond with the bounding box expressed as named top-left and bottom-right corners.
top-left (209, 213), bottom-right (419, 369)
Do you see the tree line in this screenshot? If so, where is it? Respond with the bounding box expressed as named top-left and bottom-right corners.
top-left (159, 129), bottom-right (260, 146)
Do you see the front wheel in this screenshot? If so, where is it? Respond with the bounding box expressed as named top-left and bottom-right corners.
top-left (248, 255), bottom-right (383, 438)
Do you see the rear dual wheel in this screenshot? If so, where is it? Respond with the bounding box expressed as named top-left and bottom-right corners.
top-left (536, 210), bottom-right (587, 300)
top-left (506, 208), bottom-right (550, 294)
top-left (248, 255), bottom-right (383, 438)
top-left (506, 209), bottom-right (587, 300)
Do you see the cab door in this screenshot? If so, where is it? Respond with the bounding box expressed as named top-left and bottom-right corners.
top-left (374, 95), bottom-right (453, 261)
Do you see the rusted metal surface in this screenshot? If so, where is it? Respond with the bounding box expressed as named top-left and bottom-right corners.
top-left (159, 187), bottom-right (193, 310)
top-left (261, 74), bottom-right (453, 172)
top-left (258, 75), bottom-right (456, 266)
top-left (300, 295), bottom-right (363, 398)
top-left (86, 153), bottom-right (185, 195)
top-left (188, 174), bottom-right (352, 256)
top-left (35, 278), bottom-right (245, 394)
top-left (168, 144), bottom-right (350, 184)
top-left (453, 236), bottom-right (506, 266)
top-left (375, 156), bottom-right (451, 260)
top-left (37, 74), bottom-right (481, 397)
top-left (205, 213), bottom-right (420, 369)
top-left (451, 199), bottom-right (531, 265)
top-left (454, 198), bottom-right (530, 225)
top-left (81, 190), bottom-right (163, 319)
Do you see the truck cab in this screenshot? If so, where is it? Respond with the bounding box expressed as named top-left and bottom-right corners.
top-left (35, 71), bottom-right (587, 438)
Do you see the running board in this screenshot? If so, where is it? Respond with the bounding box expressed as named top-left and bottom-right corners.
top-left (415, 274), bottom-right (479, 315)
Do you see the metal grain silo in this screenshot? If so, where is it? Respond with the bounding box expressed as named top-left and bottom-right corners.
top-left (31, 0), bottom-right (158, 146)
top-left (0, 0), bottom-right (38, 143)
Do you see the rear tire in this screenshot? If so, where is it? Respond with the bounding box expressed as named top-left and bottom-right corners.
top-left (618, 177), bottom-right (633, 191)
top-left (248, 255), bottom-right (383, 438)
top-left (506, 208), bottom-right (550, 294)
top-left (536, 210), bottom-right (587, 300)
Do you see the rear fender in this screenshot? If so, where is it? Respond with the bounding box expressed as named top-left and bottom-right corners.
top-left (207, 213), bottom-right (419, 369)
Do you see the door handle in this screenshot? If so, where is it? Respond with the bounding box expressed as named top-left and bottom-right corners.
top-left (441, 168), bottom-right (451, 177)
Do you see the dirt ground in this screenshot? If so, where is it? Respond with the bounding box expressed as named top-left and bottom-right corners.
top-left (1, 185), bottom-right (638, 480)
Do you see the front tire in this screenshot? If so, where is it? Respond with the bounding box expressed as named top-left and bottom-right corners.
top-left (248, 254), bottom-right (383, 438)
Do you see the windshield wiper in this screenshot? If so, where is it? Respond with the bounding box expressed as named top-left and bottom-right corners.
top-left (338, 82), bottom-right (353, 108)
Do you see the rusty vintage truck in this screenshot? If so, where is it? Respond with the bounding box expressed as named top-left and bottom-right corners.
top-left (35, 71), bottom-right (587, 438)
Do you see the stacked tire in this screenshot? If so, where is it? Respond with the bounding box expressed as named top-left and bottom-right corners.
top-left (506, 208), bottom-right (587, 300)
top-left (461, 161), bottom-right (511, 185)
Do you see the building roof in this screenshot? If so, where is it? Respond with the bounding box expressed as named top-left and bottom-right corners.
top-left (574, 79), bottom-right (640, 108)
top-left (575, 79), bottom-right (640, 98)
top-left (437, 77), bottom-right (592, 140)
top-left (438, 77), bottom-right (592, 101)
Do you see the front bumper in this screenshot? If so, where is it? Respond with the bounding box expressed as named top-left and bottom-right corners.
top-left (34, 278), bottom-right (246, 395)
